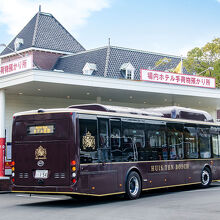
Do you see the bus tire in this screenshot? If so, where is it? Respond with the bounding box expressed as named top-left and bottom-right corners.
top-left (201, 167), bottom-right (212, 188)
top-left (125, 171), bottom-right (141, 200)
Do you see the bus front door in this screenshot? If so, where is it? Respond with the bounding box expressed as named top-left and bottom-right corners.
top-left (79, 117), bottom-right (118, 195)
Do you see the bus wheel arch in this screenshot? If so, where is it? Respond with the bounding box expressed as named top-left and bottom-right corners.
top-left (201, 165), bottom-right (212, 187)
top-left (125, 167), bottom-right (142, 200)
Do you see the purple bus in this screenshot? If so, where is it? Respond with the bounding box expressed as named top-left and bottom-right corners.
top-left (11, 104), bottom-right (220, 199)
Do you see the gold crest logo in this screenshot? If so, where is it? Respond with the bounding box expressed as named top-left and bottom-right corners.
top-left (35, 146), bottom-right (47, 160)
top-left (82, 131), bottom-right (96, 150)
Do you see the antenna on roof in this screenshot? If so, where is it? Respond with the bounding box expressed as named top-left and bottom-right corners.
top-left (108, 38), bottom-right (111, 47)
top-left (39, 5), bottom-right (41, 12)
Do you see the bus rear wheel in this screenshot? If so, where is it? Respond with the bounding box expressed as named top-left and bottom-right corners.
top-left (201, 167), bottom-right (212, 187)
top-left (125, 171), bottom-right (141, 200)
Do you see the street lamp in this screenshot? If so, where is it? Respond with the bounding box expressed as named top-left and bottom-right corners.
top-left (198, 67), bottom-right (214, 76)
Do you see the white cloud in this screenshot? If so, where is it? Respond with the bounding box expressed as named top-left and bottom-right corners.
top-left (0, 0), bottom-right (110, 36)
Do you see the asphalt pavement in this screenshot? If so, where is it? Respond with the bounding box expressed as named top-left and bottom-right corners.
top-left (1, 183), bottom-right (220, 220)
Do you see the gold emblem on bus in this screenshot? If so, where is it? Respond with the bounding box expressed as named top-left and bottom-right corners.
top-left (82, 131), bottom-right (95, 150)
top-left (35, 146), bottom-right (47, 160)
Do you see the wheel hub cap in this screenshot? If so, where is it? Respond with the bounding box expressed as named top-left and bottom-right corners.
top-left (129, 176), bottom-right (139, 196)
top-left (202, 170), bottom-right (210, 185)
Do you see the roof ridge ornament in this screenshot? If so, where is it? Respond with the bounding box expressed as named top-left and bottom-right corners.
top-left (104, 38), bottom-right (111, 77)
top-left (32, 10), bottom-right (40, 46)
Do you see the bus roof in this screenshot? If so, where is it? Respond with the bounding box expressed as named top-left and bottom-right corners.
top-left (69, 104), bottom-right (163, 117)
top-left (145, 106), bottom-right (214, 122)
top-left (13, 104), bottom-right (217, 126)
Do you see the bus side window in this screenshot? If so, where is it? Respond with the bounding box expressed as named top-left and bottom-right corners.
top-left (167, 123), bottom-right (184, 160)
top-left (98, 118), bottom-right (111, 163)
top-left (184, 126), bottom-right (198, 159)
top-left (146, 123), bottom-right (167, 160)
top-left (79, 119), bottom-right (98, 164)
top-left (210, 127), bottom-right (220, 158)
top-left (110, 119), bottom-right (122, 162)
top-left (198, 127), bottom-right (211, 159)
top-left (212, 134), bottom-right (220, 158)
top-left (122, 121), bottom-right (145, 162)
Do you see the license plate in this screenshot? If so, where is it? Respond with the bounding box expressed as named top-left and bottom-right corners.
top-left (35, 170), bottom-right (48, 179)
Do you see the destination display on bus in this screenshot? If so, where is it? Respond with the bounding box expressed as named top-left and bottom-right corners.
top-left (27, 125), bottom-right (55, 135)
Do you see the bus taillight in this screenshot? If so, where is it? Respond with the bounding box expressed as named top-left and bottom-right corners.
top-left (71, 160), bottom-right (76, 166)
top-left (70, 160), bottom-right (77, 184)
top-left (11, 161), bottom-right (15, 179)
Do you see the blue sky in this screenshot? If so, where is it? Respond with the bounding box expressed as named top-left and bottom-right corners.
top-left (0, 0), bottom-right (220, 56)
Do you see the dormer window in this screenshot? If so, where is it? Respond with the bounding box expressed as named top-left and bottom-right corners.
top-left (83, 63), bottom-right (97, 75)
top-left (14, 38), bottom-right (24, 51)
top-left (126, 70), bottom-right (132, 79)
top-left (120, 62), bottom-right (135, 80)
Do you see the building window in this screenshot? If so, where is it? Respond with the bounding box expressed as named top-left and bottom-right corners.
top-left (14, 38), bottom-right (24, 51)
top-left (120, 63), bottom-right (135, 80)
top-left (126, 70), bottom-right (132, 79)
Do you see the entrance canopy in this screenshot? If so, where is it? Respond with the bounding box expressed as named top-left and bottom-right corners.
top-left (0, 69), bottom-right (220, 114)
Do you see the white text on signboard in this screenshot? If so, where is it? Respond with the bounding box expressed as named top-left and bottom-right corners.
top-left (140, 69), bottom-right (216, 89)
top-left (0, 55), bottom-right (33, 76)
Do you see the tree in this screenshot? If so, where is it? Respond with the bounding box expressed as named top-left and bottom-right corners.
top-left (184, 38), bottom-right (220, 87)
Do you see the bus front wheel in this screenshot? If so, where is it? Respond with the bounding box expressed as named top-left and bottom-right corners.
top-left (201, 167), bottom-right (212, 187)
top-left (125, 171), bottom-right (141, 200)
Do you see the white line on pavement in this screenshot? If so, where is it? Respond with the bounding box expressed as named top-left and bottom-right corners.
top-left (16, 194), bottom-right (61, 200)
